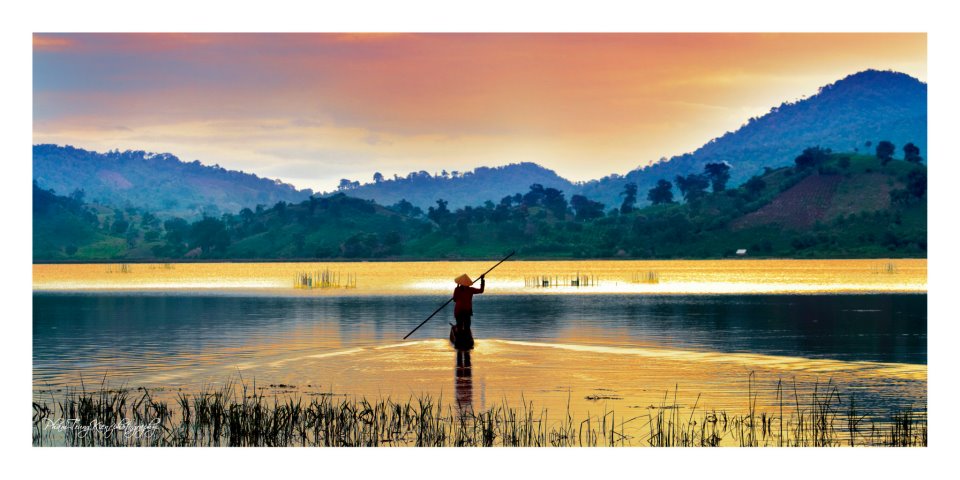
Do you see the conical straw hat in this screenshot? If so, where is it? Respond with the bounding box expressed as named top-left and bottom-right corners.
top-left (454, 274), bottom-right (474, 286)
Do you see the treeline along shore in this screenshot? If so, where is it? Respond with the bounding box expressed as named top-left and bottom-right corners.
top-left (34, 146), bottom-right (926, 263)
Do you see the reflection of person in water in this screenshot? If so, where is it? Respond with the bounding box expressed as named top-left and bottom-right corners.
top-left (455, 350), bottom-right (473, 411)
top-left (451, 274), bottom-right (484, 351)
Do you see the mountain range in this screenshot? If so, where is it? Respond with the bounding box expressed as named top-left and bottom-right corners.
top-left (575, 69), bottom-right (927, 208)
top-left (32, 145), bottom-right (312, 220)
top-left (32, 69), bottom-right (926, 216)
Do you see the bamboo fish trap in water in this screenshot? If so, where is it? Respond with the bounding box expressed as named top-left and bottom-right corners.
top-left (524, 273), bottom-right (599, 288)
top-left (295, 269), bottom-right (357, 289)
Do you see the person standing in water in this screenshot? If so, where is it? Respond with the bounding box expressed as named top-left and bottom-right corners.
top-left (451, 273), bottom-right (484, 351)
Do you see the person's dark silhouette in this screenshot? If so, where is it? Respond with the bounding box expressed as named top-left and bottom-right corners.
top-left (450, 273), bottom-right (484, 351)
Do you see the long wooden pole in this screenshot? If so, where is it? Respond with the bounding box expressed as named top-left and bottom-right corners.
top-left (402, 250), bottom-right (516, 340)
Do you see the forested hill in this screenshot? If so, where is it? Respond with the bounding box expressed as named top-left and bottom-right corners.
top-left (332, 162), bottom-right (576, 211)
top-left (34, 149), bottom-right (926, 262)
top-left (33, 145), bottom-right (313, 220)
top-left (331, 70), bottom-right (926, 210)
top-left (577, 70), bottom-right (927, 207)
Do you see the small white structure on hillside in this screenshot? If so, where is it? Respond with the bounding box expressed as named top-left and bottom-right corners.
top-left (736, 249), bottom-right (748, 256)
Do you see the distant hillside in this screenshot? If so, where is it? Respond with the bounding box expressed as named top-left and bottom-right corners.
top-left (329, 70), bottom-right (926, 211)
top-left (394, 152), bottom-right (926, 260)
top-left (33, 145), bottom-right (313, 220)
top-left (220, 194), bottom-right (429, 260)
top-left (35, 150), bottom-right (926, 262)
top-left (33, 182), bottom-right (124, 260)
top-left (578, 69), bottom-right (927, 207)
top-left (326, 162), bottom-right (576, 210)
top-left (33, 70), bottom-right (926, 217)
top-left (731, 170), bottom-right (898, 231)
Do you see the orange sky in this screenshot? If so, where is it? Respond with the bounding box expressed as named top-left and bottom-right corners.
top-left (33, 33), bottom-right (926, 191)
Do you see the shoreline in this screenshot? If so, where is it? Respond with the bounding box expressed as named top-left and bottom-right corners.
top-left (31, 288), bottom-right (929, 296)
top-left (32, 255), bottom-right (930, 265)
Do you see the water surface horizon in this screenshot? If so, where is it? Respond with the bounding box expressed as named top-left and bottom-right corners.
top-left (33, 258), bottom-right (927, 294)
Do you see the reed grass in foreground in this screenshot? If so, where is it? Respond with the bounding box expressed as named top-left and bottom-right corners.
top-left (32, 375), bottom-right (926, 447)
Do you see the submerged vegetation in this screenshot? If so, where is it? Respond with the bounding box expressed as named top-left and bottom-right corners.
top-left (631, 271), bottom-right (661, 284)
top-left (873, 262), bottom-right (900, 274)
top-left (105, 263), bottom-right (132, 274)
top-left (294, 269), bottom-right (357, 289)
top-left (523, 274), bottom-right (600, 288)
top-left (32, 375), bottom-right (926, 447)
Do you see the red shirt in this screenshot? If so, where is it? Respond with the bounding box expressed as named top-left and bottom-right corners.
top-left (453, 282), bottom-right (484, 314)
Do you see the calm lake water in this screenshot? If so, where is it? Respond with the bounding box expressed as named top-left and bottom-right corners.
top-left (32, 259), bottom-right (927, 444)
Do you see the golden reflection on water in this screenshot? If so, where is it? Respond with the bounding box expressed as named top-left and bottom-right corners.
top-left (81, 336), bottom-right (925, 444)
top-left (32, 259), bottom-right (927, 444)
top-left (33, 322), bottom-right (928, 446)
top-left (33, 259), bottom-right (927, 294)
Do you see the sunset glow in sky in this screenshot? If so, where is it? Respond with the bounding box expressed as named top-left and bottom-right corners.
top-left (33, 33), bottom-right (926, 191)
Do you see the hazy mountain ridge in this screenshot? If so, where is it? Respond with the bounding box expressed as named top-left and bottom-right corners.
top-left (32, 70), bottom-right (926, 216)
top-left (331, 70), bottom-right (926, 210)
top-left (332, 162), bottom-right (577, 210)
top-left (33, 145), bottom-right (313, 220)
top-left (575, 70), bottom-right (927, 207)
